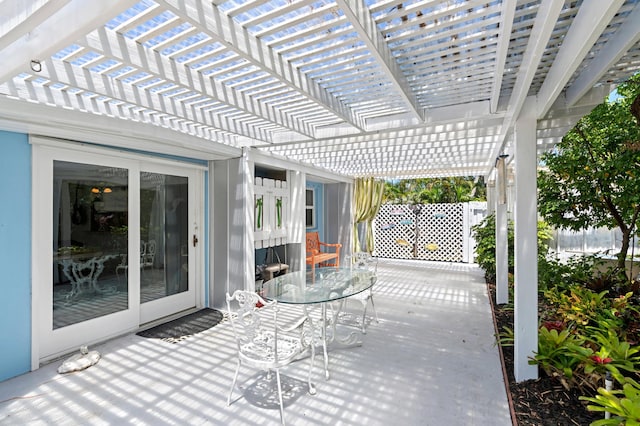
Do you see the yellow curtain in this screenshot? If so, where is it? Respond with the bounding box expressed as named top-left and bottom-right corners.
top-left (353, 177), bottom-right (384, 253)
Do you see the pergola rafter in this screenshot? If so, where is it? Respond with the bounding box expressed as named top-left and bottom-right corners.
top-left (160, 0), bottom-right (366, 132)
top-left (0, 0), bottom-right (638, 178)
top-left (335, 0), bottom-right (424, 122)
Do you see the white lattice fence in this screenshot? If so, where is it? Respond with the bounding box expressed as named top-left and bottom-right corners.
top-left (374, 203), bottom-right (485, 262)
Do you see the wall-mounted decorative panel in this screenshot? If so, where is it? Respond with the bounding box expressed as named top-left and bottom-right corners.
top-left (254, 178), bottom-right (289, 248)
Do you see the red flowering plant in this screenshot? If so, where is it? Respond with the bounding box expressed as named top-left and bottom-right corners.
top-left (584, 327), bottom-right (640, 384)
top-left (542, 320), bottom-right (565, 332)
top-left (590, 354), bottom-right (613, 365)
top-left (583, 347), bottom-right (613, 375)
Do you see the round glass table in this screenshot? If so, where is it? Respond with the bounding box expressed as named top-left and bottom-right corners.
top-left (262, 267), bottom-right (375, 304)
top-left (262, 267), bottom-right (376, 379)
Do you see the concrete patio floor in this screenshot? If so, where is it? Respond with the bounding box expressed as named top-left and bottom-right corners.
top-left (0, 259), bottom-right (512, 425)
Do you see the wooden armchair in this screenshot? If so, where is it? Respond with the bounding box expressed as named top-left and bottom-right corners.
top-left (305, 231), bottom-right (341, 273)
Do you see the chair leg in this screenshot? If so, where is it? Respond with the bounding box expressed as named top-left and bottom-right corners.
top-left (360, 296), bottom-right (379, 333)
top-left (369, 295), bottom-right (379, 323)
top-left (360, 299), bottom-right (369, 333)
top-left (308, 338), bottom-right (316, 395)
top-left (227, 359), bottom-right (240, 406)
top-left (275, 369), bottom-right (285, 425)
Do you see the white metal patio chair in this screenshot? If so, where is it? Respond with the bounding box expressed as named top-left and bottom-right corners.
top-left (344, 252), bottom-right (379, 333)
top-left (226, 290), bottom-right (316, 425)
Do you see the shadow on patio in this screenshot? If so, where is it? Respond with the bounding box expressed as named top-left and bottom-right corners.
top-left (0, 259), bottom-right (511, 425)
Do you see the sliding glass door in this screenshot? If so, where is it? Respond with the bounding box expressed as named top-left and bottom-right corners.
top-left (33, 140), bottom-right (202, 362)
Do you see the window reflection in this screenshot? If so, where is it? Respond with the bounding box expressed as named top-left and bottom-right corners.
top-left (140, 172), bottom-right (189, 303)
top-left (52, 161), bottom-right (128, 329)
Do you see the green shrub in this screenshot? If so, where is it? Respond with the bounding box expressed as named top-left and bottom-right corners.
top-left (471, 214), bottom-right (551, 283)
top-left (544, 286), bottom-right (612, 328)
top-left (530, 326), bottom-right (590, 388)
top-left (580, 377), bottom-right (640, 425)
top-left (471, 214), bottom-right (512, 282)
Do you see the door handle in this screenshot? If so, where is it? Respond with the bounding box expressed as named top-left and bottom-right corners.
top-left (193, 234), bottom-right (199, 247)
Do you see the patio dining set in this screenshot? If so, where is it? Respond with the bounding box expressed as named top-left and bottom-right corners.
top-left (225, 253), bottom-right (378, 425)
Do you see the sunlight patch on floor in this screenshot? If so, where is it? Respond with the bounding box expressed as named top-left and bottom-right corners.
top-left (0, 259), bottom-right (510, 425)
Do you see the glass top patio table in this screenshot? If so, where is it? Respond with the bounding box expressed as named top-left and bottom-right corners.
top-left (262, 267), bottom-right (375, 305)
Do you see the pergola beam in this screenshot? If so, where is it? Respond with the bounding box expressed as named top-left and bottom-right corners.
top-left (335, 0), bottom-right (424, 122)
top-left (160, 0), bottom-right (366, 131)
top-left (0, 0), bottom-right (71, 51)
top-left (565, 3), bottom-right (640, 107)
top-left (85, 28), bottom-right (316, 140)
top-left (490, 0), bottom-right (517, 113)
top-left (0, 88), bottom-right (240, 157)
top-left (488, 0), bottom-right (564, 168)
top-left (0, 0), bottom-right (138, 83)
top-left (536, 0), bottom-right (624, 118)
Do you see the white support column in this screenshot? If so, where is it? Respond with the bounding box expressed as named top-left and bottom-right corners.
top-left (486, 180), bottom-right (496, 215)
top-left (213, 147), bottom-right (254, 302)
top-left (495, 155), bottom-right (509, 305)
top-left (241, 149), bottom-right (256, 292)
top-left (325, 182), bottom-right (353, 262)
top-left (288, 170), bottom-right (306, 271)
top-left (463, 203), bottom-right (470, 263)
top-left (514, 96), bottom-right (539, 382)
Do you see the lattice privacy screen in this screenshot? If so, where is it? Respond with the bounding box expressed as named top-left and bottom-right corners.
top-left (374, 203), bottom-right (484, 262)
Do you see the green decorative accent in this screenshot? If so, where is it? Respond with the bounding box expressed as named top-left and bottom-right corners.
top-left (275, 197), bottom-right (282, 228)
top-left (255, 196), bottom-right (263, 229)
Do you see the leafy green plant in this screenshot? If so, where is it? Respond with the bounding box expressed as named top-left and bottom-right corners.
top-left (584, 327), bottom-right (640, 382)
top-left (383, 176), bottom-right (486, 204)
top-left (537, 220), bottom-right (553, 257)
top-left (580, 377), bottom-right (640, 425)
top-left (544, 285), bottom-right (612, 330)
top-left (471, 214), bottom-right (552, 283)
top-left (538, 256), bottom-right (571, 293)
top-left (530, 326), bottom-right (590, 385)
top-left (538, 74), bottom-right (640, 273)
top-left (471, 214), bottom-right (512, 282)
top-left (496, 325), bottom-right (514, 347)
top-left (533, 284), bottom-right (640, 393)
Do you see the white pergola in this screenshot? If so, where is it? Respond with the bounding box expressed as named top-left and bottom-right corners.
top-left (1, 0), bottom-right (639, 381)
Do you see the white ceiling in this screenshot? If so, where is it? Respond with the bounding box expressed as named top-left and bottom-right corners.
top-left (1, 0), bottom-right (639, 178)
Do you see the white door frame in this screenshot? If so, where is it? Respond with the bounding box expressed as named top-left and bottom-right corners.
top-left (31, 137), bottom-right (205, 368)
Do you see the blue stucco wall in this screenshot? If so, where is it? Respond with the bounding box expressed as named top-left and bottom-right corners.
top-left (0, 131), bottom-right (31, 381)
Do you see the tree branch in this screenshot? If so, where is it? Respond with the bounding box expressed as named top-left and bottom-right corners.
top-left (630, 90), bottom-right (640, 124)
top-left (574, 125), bottom-right (627, 233)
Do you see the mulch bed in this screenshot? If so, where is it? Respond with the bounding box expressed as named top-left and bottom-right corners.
top-left (487, 283), bottom-right (602, 426)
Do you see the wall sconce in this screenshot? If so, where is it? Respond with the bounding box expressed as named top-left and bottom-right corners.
top-left (30, 60), bottom-right (42, 73)
top-left (496, 154), bottom-right (508, 205)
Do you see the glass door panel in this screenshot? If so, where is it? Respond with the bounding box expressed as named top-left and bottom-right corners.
top-left (140, 172), bottom-right (189, 304)
top-left (52, 161), bottom-right (129, 329)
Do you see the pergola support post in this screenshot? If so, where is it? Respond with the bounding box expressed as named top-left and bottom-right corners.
top-left (514, 96), bottom-right (539, 382)
top-left (495, 155), bottom-right (509, 305)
